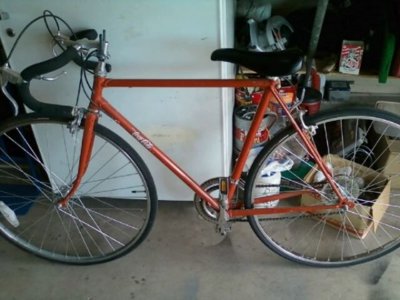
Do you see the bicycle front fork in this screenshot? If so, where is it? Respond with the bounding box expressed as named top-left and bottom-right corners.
top-left (57, 109), bottom-right (99, 207)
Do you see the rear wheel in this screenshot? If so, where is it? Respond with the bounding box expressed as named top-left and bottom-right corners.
top-left (0, 114), bottom-right (157, 264)
top-left (245, 107), bottom-right (400, 267)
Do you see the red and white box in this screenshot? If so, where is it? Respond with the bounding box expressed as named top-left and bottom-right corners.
top-left (339, 40), bottom-right (364, 75)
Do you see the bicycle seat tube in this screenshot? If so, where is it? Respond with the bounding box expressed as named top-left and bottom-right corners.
top-left (227, 79), bottom-right (276, 202)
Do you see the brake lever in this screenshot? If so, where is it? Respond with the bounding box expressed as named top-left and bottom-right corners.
top-left (0, 65), bottom-right (20, 115)
top-left (0, 64), bottom-right (22, 85)
top-left (54, 31), bottom-right (99, 50)
top-left (35, 71), bottom-right (67, 81)
top-left (1, 82), bottom-right (19, 116)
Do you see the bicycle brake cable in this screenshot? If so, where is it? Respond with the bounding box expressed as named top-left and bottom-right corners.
top-left (5, 10), bottom-right (98, 110)
top-left (76, 49), bottom-right (98, 106)
top-left (5, 11), bottom-right (74, 64)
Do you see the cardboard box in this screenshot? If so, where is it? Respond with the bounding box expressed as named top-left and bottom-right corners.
top-left (373, 101), bottom-right (400, 188)
top-left (301, 155), bottom-right (390, 239)
top-left (374, 136), bottom-right (400, 188)
top-left (339, 40), bottom-right (364, 75)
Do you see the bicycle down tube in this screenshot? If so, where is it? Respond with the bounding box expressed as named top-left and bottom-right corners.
top-left (59, 75), bottom-right (348, 217)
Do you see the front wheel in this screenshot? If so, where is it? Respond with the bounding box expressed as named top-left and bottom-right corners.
top-left (0, 114), bottom-right (157, 264)
top-left (245, 107), bottom-right (400, 267)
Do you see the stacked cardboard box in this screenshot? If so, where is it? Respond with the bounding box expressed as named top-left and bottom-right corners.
top-left (301, 155), bottom-right (390, 239)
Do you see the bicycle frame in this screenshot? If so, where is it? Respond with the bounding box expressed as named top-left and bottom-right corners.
top-left (58, 76), bottom-right (351, 217)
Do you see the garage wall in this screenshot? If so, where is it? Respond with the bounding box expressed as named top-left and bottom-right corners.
top-left (0, 0), bottom-right (236, 200)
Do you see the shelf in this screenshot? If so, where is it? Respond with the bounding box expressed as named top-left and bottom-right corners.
top-left (326, 72), bottom-right (400, 95)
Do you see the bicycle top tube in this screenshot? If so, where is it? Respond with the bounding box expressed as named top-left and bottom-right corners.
top-left (102, 78), bottom-right (273, 89)
top-left (11, 26), bottom-right (304, 118)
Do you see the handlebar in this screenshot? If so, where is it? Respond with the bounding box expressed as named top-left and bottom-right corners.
top-left (70, 29), bottom-right (98, 41)
top-left (21, 46), bottom-right (80, 81)
top-left (58, 29), bottom-right (112, 73)
top-left (18, 46), bottom-right (81, 118)
top-left (65, 29), bottom-right (111, 73)
top-left (11, 29), bottom-right (112, 118)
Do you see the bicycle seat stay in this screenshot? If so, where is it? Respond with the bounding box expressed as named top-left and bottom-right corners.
top-left (211, 48), bottom-right (303, 77)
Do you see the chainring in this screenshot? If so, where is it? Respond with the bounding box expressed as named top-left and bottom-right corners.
top-left (193, 178), bottom-right (220, 223)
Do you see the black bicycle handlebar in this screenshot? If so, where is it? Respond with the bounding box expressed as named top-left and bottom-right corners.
top-left (17, 28), bottom-right (112, 118)
top-left (21, 46), bottom-right (80, 81)
top-left (69, 29), bottom-right (111, 72)
top-left (70, 29), bottom-right (98, 41)
top-left (18, 46), bottom-right (79, 118)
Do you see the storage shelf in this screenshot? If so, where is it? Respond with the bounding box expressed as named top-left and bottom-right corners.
top-left (326, 72), bottom-right (400, 95)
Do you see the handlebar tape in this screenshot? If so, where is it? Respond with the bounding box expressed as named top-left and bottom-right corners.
top-left (19, 47), bottom-right (80, 118)
top-left (18, 45), bottom-right (110, 118)
top-left (70, 29), bottom-right (98, 41)
top-left (21, 46), bottom-right (80, 81)
top-left (18, 82), bottom-right (75, 119)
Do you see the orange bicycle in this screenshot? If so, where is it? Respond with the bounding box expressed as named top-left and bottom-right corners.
top-left (1, 11), bottom-right (400, 266)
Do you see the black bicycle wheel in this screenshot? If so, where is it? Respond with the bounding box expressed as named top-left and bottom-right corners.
top-left (0, 114), bottom-right (157, 264)
top-left (245, 106), bottom-right (400, 267)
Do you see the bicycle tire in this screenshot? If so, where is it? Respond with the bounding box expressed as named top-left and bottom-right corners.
top-left (0, 114), bottom-right (157, 264)
top-left (244, 106), bottom-right (400, 267)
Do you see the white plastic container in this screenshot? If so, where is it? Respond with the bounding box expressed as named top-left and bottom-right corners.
top-left (254, 158), bottom-right (294, 208)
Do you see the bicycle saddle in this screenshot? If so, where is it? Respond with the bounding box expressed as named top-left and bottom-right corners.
top-left (211, 48), bottom-right (303, 77)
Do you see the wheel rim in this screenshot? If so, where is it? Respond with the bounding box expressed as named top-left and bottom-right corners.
top-left (0, 117), bottom-right (155, 264)
top-left (246, 109), bottom-right (400, 266)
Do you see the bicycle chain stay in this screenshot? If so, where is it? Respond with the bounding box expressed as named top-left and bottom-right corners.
top-left (195, 178), bottom-right (341, 223)
top-left (229, 180), bottom-right (344, 222)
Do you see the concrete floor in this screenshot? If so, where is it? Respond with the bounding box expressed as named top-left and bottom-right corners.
top-left (1, 201), bottom-right (400, 300)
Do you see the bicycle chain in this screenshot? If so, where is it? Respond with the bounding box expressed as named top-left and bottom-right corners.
top-left (195, 178), bottom-right (341, 223)
top-left (230, 210), bottom-right (342, 222)
top-left (231, 181), bottom-right (337, 222)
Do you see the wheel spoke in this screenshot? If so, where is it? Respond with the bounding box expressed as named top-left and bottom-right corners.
top-left (0, 116), bottom-right (156, 264)
top-left (246, 107), bottom-right (400, 266)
